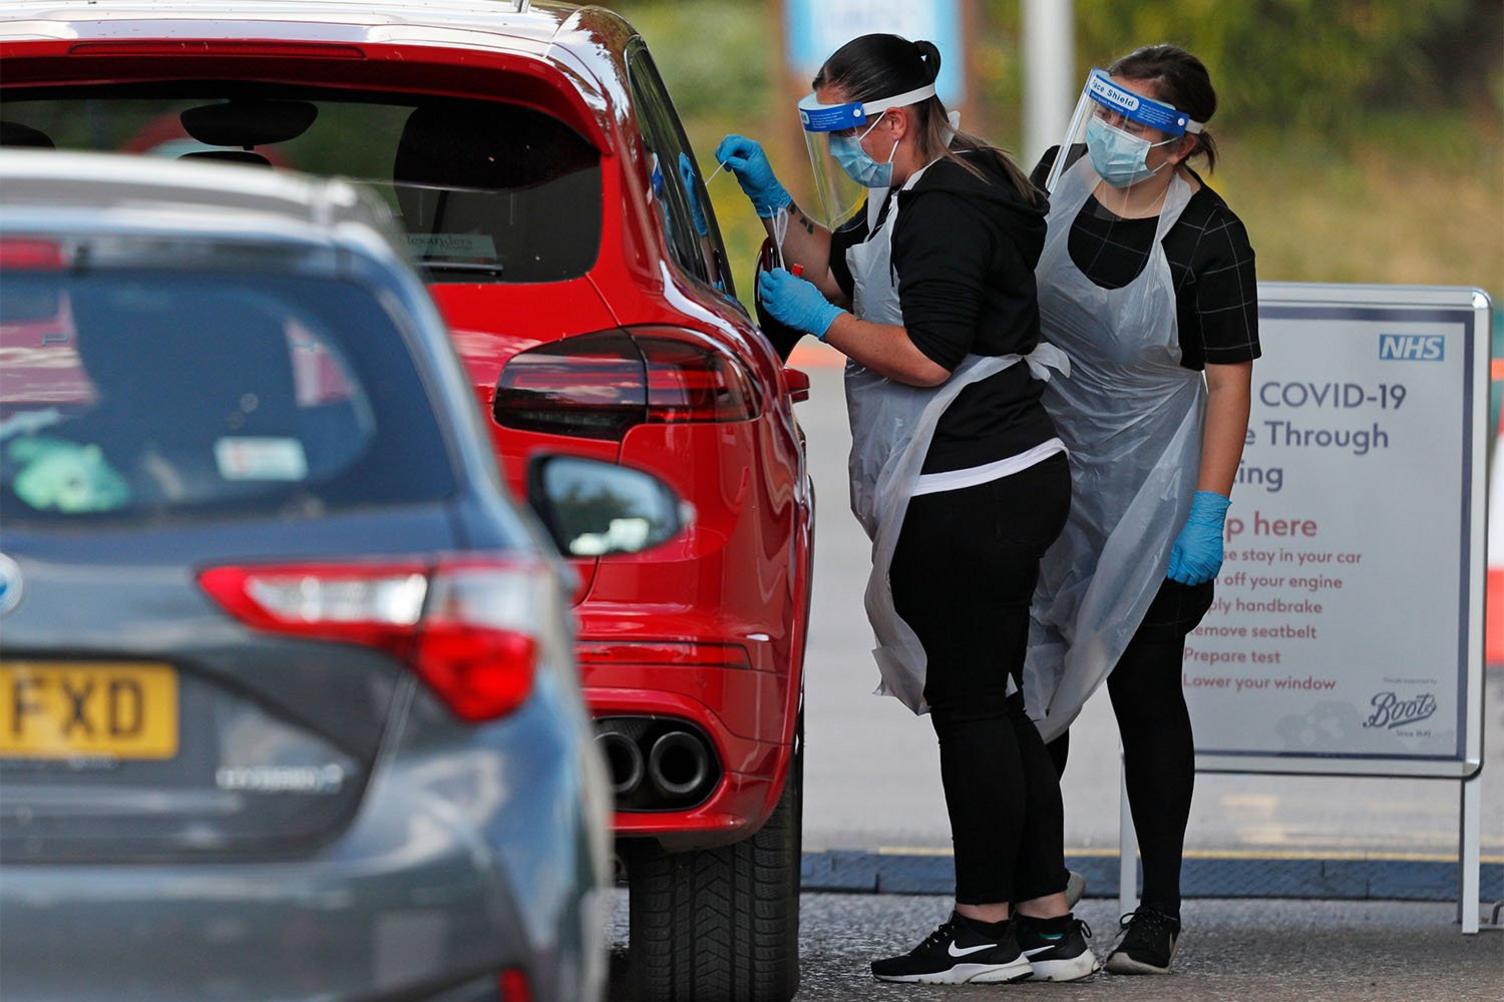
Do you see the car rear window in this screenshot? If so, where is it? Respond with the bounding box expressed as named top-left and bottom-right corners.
top-left (0, 266), bottom-right (457, 525)
top-left (0, 89), bottom-right (602, 282)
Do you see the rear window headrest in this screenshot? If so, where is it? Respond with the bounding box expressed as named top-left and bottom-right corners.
top-left (0, 121), bottom-right (55, 149)
top-left (179, 150), bottom-right (273, 167)
top-left (394, 101), bottom-right (597, 191)
top-left (180, 100), bottom-right (318, 148)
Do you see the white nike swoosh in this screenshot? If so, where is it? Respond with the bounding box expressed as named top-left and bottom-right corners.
top-left (1023, 945), bottom-right (1057, 956)
top-left (947, 941), bottom-right (998, 958)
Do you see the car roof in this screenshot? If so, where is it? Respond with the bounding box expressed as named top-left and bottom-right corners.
top-left (3, 147), bottom-right (351, 217)
top-left (0, 148), bottom-right (398, 252)
top-left (0, 2), bottom-right (636, 147)
top-left (0, 1), bottom-right (618, 53)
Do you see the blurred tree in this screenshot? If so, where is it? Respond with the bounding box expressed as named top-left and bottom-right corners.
top-left (603, 0), bottom-right (1501, 294)
top-left (984, 0), bottom-right (1499, 133)
top-left (606, 1), bottom-right (772, 121)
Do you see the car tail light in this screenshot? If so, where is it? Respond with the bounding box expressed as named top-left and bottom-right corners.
top-left (493, 327), bottom-right (759, 440)
top-left (199, 558), bottom-right (547, 721)
top-left (638, 333), bottom-right (758, 424)
top-left (0, 239), bottom-right (67, 270)
top-left (497, 968), bottom-right (532, 1002)
top-left (493, 331), bottom-right (647, 440)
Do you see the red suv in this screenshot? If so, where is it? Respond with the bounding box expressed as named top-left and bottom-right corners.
top-left (0, 3), bottom-right (813, 998)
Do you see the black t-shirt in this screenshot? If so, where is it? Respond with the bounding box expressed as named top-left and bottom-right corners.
top-left (830, 153), bottom-right (1059, 474)
top-left (1030, 145), bottom-right (1261, 370)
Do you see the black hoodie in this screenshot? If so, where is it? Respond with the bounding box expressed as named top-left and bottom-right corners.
top-left (830, 149), bottom-right (1057, 474)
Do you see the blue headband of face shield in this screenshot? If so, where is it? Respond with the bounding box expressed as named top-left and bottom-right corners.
top-left (797, 84), bottom-right (938, 134)
top-left (1085, 69), bottom-right (1203, 138)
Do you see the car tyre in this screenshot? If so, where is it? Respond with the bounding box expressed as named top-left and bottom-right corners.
top-left (627, 737), bottom-right (802, 1002)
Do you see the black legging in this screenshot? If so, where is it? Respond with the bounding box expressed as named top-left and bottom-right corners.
top-left (1048, 578), bottom-right (1214, 916)
top-left (890, 453), bottom-right (1072, 905)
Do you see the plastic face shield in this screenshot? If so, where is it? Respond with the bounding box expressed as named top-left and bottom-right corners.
top-left (797, 84), bottom-right (936, 230)
top-left (1041, 69), bottom-right (1202, 193)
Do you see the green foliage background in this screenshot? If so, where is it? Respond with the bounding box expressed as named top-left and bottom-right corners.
top-left (607, 0), bottom-right (1503, 304)
top-left (1010, 0), bottom-right (1499, 132)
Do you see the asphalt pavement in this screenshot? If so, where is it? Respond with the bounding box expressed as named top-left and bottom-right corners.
top-left (790, 355), bottom-right (1504, 860)
top-left (609, 891), bottom-right (1502, 1001)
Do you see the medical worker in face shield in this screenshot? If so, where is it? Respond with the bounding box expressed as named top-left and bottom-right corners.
top-left (1026, 45), bottom-right (1260, 976)
top-left (716, 34), bottom-right (1098, 985)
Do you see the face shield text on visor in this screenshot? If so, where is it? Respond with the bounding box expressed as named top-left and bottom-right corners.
top-left (1041, 69), bottom-right (1202, 193)
top-left (798, 84), bottom-right (935, 231)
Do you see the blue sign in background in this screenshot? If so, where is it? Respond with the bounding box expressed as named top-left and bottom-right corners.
top-left (784, 0), bottom-right (965, 106)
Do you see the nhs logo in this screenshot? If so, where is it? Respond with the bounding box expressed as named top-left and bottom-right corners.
top-left (1378, 334), bottom-right (1444, 361)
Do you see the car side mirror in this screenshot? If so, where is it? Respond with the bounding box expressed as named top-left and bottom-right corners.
top-left (527, 455), bottom-right (689, 558)
top-left (783, 367), bottom-right (810, 403)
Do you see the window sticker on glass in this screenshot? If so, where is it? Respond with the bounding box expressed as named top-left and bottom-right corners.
top-left (6, 436), bottom-right (130, 513)
top-left (405, 234), bottom-right (500, 260)
top-left (215, 438), bottom-right (310, 482)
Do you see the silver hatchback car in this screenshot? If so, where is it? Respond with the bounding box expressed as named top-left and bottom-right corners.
top-left (0, 150), bottom-right (675, 1002)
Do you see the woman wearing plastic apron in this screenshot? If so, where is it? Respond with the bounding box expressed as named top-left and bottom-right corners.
top-left (1026, 46), bottom-right (1260, 975)
top-left (717, 34), bottom-right (1096, 985)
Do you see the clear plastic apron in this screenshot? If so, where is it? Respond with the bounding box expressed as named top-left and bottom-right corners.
top-left (1024, 157), bottom-right (1204, 742)
top-left (845, 163), bottom-right (1068, 714)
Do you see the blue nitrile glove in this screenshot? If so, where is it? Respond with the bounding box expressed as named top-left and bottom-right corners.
top-left (715, 134), bottom-right (792, 218)
top-left (677, 152), bottom-right (709, 236)
top-left (1167, 491), bottom-right (1231, 585)
top-left (757, 267), bottom-right (843, 339)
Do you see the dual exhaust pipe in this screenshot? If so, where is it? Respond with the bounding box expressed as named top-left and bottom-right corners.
top-left (596, 727), bottom-right (713, 802)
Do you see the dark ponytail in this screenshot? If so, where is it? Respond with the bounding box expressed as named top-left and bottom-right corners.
top-left (1108, 44), bottom-right (1219, 171)
top-left (913, 39), bottom-right (943, 82)
top-left (813, 33), bottom-right (1040, 205)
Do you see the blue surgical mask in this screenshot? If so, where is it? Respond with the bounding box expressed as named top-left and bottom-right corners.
top-left (1085, 116), bottom-right (1174, 188)
top-left (830, 118), bottom-right (898, 189)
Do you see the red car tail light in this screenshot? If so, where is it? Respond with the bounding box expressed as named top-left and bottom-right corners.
top-left (638, 333), bottom-right (758, 425)
top-left (199, 559), bottom-right (546, 721)
top-left (493, 327), bottom-right (759, 440)
top-left (493, 331), bottom-right (646, 440)
top-left (497, 968), bottom-right (533, 1002)
top-left (0, 239), bottom-right (67, 270)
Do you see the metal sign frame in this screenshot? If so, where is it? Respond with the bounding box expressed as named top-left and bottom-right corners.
top-left (1191, 283), bottom-right (1489, 780)
top-left (1117, 282), bottom-right (1492, 933)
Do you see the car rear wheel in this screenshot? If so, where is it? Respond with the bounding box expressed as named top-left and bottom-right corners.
top-left (627, 739), bottom-right (802, 1002)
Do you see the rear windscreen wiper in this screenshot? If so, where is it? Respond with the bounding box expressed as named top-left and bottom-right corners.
top-left (420, 261), bottom-right (505, 278)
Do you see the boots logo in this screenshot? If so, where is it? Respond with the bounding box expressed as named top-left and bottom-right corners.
top-left (1362, 691), bottom-right (1438, 729)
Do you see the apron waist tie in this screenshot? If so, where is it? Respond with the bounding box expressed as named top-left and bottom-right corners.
top-left (1021, 342), bottom-right (1070, 383)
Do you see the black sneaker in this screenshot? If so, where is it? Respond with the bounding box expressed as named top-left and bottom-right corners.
top-left (871, 912), bottom-right (1031, 984)
top-left (1016, 913), bottom-right (1100, 982)
top-left (1105, 907), bottom-right (1181, 974)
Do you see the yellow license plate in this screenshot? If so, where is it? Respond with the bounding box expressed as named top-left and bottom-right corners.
top-left (0, 661), bottom-right (179, 760)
